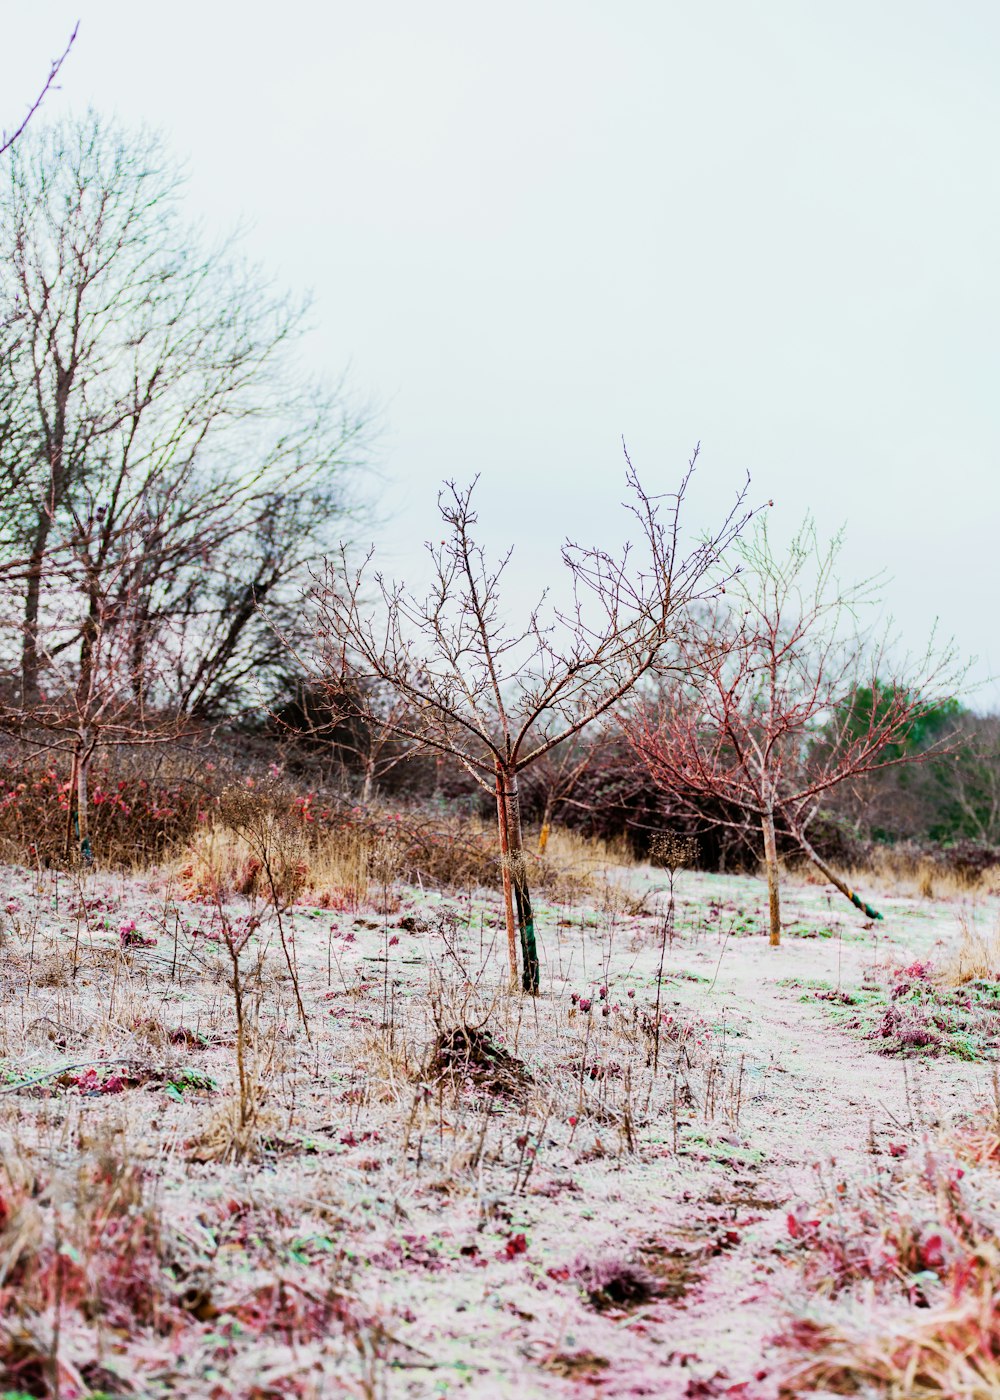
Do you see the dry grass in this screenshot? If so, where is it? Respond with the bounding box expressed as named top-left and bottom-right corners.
top-left (793, 855), bottom-right (993, 905)
top-left (539, 826), bottom-right (639, 910)
top-left (176, 821), bottom-right (320, 906)
top-left (20, 807), bottom-right (998, 1395)
top-left (779, 1258), bottom-right (1000, 1398)
top-left (537, 825), bottom-right (634, 874)
top-left (940, 915), bottom-right (1000, 987)
top-left (843, 849), bottom-right (1000, 901)
top-left (188, 1073), bottom-right (276, 1164)
top-left (174, 808), bottom-right (638, 917)
top-left (777, 1073), bottom-right (1000, 1398)
top-left (301, 823), bottom-right (379, 910)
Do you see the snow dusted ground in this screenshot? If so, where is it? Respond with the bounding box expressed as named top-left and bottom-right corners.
top-left (0, 856), bottom-right (996, 1398)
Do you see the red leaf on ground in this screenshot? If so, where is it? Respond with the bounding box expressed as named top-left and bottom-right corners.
top-left (499, 1233), bottom-right (528, 1260)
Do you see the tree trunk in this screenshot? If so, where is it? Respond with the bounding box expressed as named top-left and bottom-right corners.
top-left (21, 524), bottom-right (50, 709)
top-left (790, 821), bottom-right (883, 922)
top-left (64, 749), bottom-right (79, 860)
top-left (23, 362), bottom-right (73, 708)
top-left (361, 757), bottom-right (375, 806)
top-left (495, 768), bottom-right (519, 990)
top-left (74, 556), bottom-right (99, 865)
top-left (502, 768), bottom-right (540, 994)
top-left (130, 592), bottom-right (152, 715)
top-left (76, 733), bottom-right (93, 864)
top-left (761, 804), bottom-right (781, 946)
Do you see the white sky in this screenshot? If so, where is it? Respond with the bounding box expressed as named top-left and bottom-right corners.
top-left (4, 3), bottom-right (998, 708)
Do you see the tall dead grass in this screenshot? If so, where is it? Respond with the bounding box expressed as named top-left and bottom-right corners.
top-left (849, 848), bottom-right (1000, 901)
top-left (173, 800), bottom-right (637, 910)
top-left (535, 826), bottom-right (638, 910)
top-left (797, 855), bottom-right (1000, 903)
top-left (940, 915), bottom-right (1000, 987)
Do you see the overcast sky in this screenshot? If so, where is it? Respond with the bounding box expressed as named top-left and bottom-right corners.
top-left (4, 3), bottom-right (997, 707)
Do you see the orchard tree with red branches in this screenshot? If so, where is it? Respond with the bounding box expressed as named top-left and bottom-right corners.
top-left (627, 513), bottom-right (964, 946)
top-left (296, 448), bottom-right (753, 993)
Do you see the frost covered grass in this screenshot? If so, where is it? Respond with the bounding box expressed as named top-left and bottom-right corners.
top-left (796, 922), bottom-right (1000, 1062)
top-left (776, 1124), bottom-right (1000, 1397)
top-left (0, 832), bottom-right (996, 1396)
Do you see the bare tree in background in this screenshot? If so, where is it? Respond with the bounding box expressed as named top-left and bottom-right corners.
top-left (299, 450), bottom-right (752, 992)
top-left (271, 674), bottom-right (424, 802)
top-left (0, 23), bottom-right (77, 156)
top-left (518, 730), bottom-right (598, 853)
top-left (843, 708), bottom-right (1000, 847)
top-left (0, 114), bottom-right (370, 857)
top-left (628, 514), bottom-right (963, 945)
top-left (926, 712), bottom-right (1000, 845)
top-left (21, 502), bottom-right (183, 861)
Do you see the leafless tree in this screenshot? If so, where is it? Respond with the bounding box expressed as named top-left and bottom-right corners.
top-left (272, 673), bottom-right (424, 802)
top-left (298, 449), bottom-right (752, 992)
top-left (0, 114), bottom-right (370, 856)
top-left (517, 729), bottom-right (599, 852)
top-left (627, 514), bottom-right (963, 945)
top-left (932, 713), bottom-right (1000, 845)
top-left (18, 502), bottom-right (182, 860)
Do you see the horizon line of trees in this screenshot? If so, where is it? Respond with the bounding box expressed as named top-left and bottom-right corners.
top-left (267, 675), bottom-right (999, 856)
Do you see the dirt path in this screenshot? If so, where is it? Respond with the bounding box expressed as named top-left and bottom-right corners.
top-left (579, 918), bottom-right (990, 1399)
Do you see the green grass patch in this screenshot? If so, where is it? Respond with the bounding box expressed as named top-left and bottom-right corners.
top-left (681, 1128), bottom-right (763, 1168)
top-left (807, 973), bottom-right (1000, 1061)
top-left (164, 1068), bottom-right (216, 1101)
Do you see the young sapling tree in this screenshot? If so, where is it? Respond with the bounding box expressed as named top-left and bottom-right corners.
top-left (628, 514), bottom-right (962, 945)
top-left (298, 448), bottom-right (752, 992)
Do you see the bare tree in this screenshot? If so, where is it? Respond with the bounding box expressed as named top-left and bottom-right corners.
top-left (843, 707), bottom-right (1000, 847)
top-left (0, 114), bottom-right (369, 856)
top-left (271, 673), bottom-right (425, 802)
top-left (627, 514), bottom-right (962, 945)
top-left (298, 449), bottom-right (752, 992)
top-left (19, 502), bottom-right (183, 861)
top-left (930, 712), bottom-right (1000, 845)
top-left (517, 729), bottom-right (599, 853)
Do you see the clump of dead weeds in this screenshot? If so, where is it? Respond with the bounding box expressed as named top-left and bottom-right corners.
top-left (0, 1127), bottom-right (367, 1396)
top-left (422, 1025), bottom-right (532, 1101)
top-left (187, 1072), bottom-right (276, 1164)
top-left (940, 914), bottom-right (1000, 987)
top-left (783, 1142), bottom-right (995, 1300)
top-left (569, 1250), bottom-right (658, 1311)
top-left (777, 1248), bottom-right (1000, 1399)
top-left (564, 1232), bottom-right (709, 1312)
